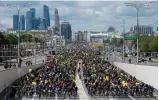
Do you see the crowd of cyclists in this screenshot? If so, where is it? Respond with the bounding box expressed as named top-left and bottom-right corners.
top-left (4, 42), bottom-right (156, 99)
top-left (80, 49), bottom-right (155, 98)
top-left (13, 45), bottom-right (80, 99)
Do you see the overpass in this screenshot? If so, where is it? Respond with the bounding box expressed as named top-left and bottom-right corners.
top-left (0, 55), bottom-right (45, 93)
top-left (0, 51), bottom-right (158, 96)
top-left (109, 53), bottom-right (158, 90)
top-left (114, 62), bottom-right (158, 90)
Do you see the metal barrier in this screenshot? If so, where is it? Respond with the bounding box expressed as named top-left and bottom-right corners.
top-left (0, 63), bottom-right (44, 93)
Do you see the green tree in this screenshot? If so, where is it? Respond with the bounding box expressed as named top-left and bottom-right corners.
top-left (20, 33), bottom-right (42, 43)
top-left (103, 39), bottom-right (110, 43)
top-left (116, 39), bottom-right (123, 47)
top-left (35, 37), bottom-right (42, 43)
top-left (6, 34), bottom-right (18, 44)
top-left (139, 41), bottom-right (149, 52)
top-left (138, 35), bottom-right (149, 52)
top-left (110, 38), bottom-right (115, 45)
top-left (132, 35), bottom-right (158, 52)
top-left (149, 36), bottom-right (158, 52)
top-left (0, 32), bottom-right (43, 46)
top-left (20, 34), bottom-right (33, 42)
top-left (0, 32), bottom-right (9, 44)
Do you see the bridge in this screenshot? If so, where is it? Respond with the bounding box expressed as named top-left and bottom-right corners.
top-left (0, 51), bottom-right (157, 99)
top-left (107, 53), bottom-right (158, 91)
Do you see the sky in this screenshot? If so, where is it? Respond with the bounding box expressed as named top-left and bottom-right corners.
top-left (0, 1), bottom-right (158, 32)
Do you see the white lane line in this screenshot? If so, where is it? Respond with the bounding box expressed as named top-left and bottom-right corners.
top-left (31, 93), bottom-right (36, 100)
top-left (128, 95), bottom-right (136, 100)
top-left (154, 95), bottom-right (158, 98)
top-left (109, 98), bottom-right (113, 100)
top-left (55, 93), bottom-right (58, 100)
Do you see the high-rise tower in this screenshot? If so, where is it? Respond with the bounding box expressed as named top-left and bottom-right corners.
top-left (43, 5), bottom-right (50, 30)
top-left (13, 15), bottom-right (18, 30)
top-left (26, 11), bottom-right (32, 30)
top-left (55, 8), bottom-right (60, 35)
top-left (26, 8), bottom-right (36, 30)
top-left (30, 8), bottom-right (35, 29)
top-left (20, 15), bottom-right (25, 30)
top-left (61, 21), bottom-right (72, 41)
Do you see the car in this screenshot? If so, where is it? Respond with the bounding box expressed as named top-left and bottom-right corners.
top-left (124, 53), bottom-right (128, 57)
top-left (138, 58), bottom-right (147, 63)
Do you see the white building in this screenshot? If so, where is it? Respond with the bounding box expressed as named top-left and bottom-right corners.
top-left (46, 35), bottom-right (65, 48)
top-left (90, 31), bottom-right (122, 40)
top-left (75, 31), bottom-right (89, 42)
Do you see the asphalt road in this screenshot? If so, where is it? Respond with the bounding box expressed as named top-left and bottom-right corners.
top-left (108, 52), bottom-right (158, 66)
top-left (22, 96), bottom-right (157, 100)
top-left (91, 97), bottom-right (158, 100)
top-left (22, 97), bottom-right (80, 100)
top-left (105, 53), bottom-right (158, 100)
top-left (8, 50), bottom-right (158, 100)
top-left (80, 57), bottom-right (158, 100)
top-left (16, 54), bottom-right (159, 100)
top-left (0, 55), bottom-right (45, 71)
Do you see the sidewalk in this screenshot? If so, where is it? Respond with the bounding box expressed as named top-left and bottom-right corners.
top-left (75, 61), bottom-right (90, 100)
top-left (118, 52), bottom-right (158, 63)
top-left (112, 54), bottom-right (158, 66)
top-left (0, 55), bottom-right (45, 71)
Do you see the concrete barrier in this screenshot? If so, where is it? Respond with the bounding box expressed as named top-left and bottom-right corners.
top-left (114, 62), bottom-right (158, 90)
top-left (0, 63), bottom-right (44, 93)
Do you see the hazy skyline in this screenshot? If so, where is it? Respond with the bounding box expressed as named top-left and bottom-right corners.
top-left (0, 1), bottom-right (158, 32)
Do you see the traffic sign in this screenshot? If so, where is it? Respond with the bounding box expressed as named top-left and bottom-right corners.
top-left (124, 36), bottom-right (136, 40)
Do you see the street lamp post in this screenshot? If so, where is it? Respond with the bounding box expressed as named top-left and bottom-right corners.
top-left (115, 16), bottom-right (134, 62)
top-left (37, 26), bottom-right (45, 62)
top-left (106, 26), bottom-right (111, 61)
top-left (125, 2), bottom-right (152, 64)
top-left (33, 30), bottom-right (36, 64)
top-left (72, 28), bottom-right (74, 42)
top-left (5, 4), bottom-right (31, 67)
top-left (113, 31), bottom-right (117, 61)
top-left (37, 26), bottom-right (46, 55)
top-left (106, 25), bottom-right (116, 62)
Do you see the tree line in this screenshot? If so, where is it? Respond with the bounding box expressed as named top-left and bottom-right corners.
top-left (0, 32), bottom-right (42, 45)
top-left (103, 35), bottom-right (158, 52)
top-left (133, 35), bottom-right (158, 52)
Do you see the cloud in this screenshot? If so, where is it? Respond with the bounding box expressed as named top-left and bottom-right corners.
top-left (76, 1), bottom-right (100, 8)
top-left (0, 1), bottom-right (158, 32)
top-left (0, 18), bottom-right (12, 29)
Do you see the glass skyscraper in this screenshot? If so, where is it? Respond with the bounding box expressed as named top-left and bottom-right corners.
top-left (26, 11), bottom-right (32, 30)
top-left (26, 8), bottom-right (36, 30)
top-left (30, 8), bottom-right (35, 29)
top-left (20, 15), bottom-right (25, 30)
top-left (13, 15), bottom-right (18, 30)
top-left (55, 8), bottom-right (60, 35)
top-left (35, 17), bottom-right (41, 30)
top-left (43, 5), bottom-right (50, 29)
top-left (40, 18), bottom-right (47, 30)
top-left (61, 21), bottom-right (72, 41)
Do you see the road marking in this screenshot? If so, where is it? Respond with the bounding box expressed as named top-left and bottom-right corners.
top-left (55, 93), bottom-right (58, 100)
top-left (128, 95), bottom-right (136, 100)
top-left (109, 98), bottom-right (113, 100)
top-left (154, 95), bottom-right (158, 98)
top-left (31, 93), bottom-right (36, 100)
